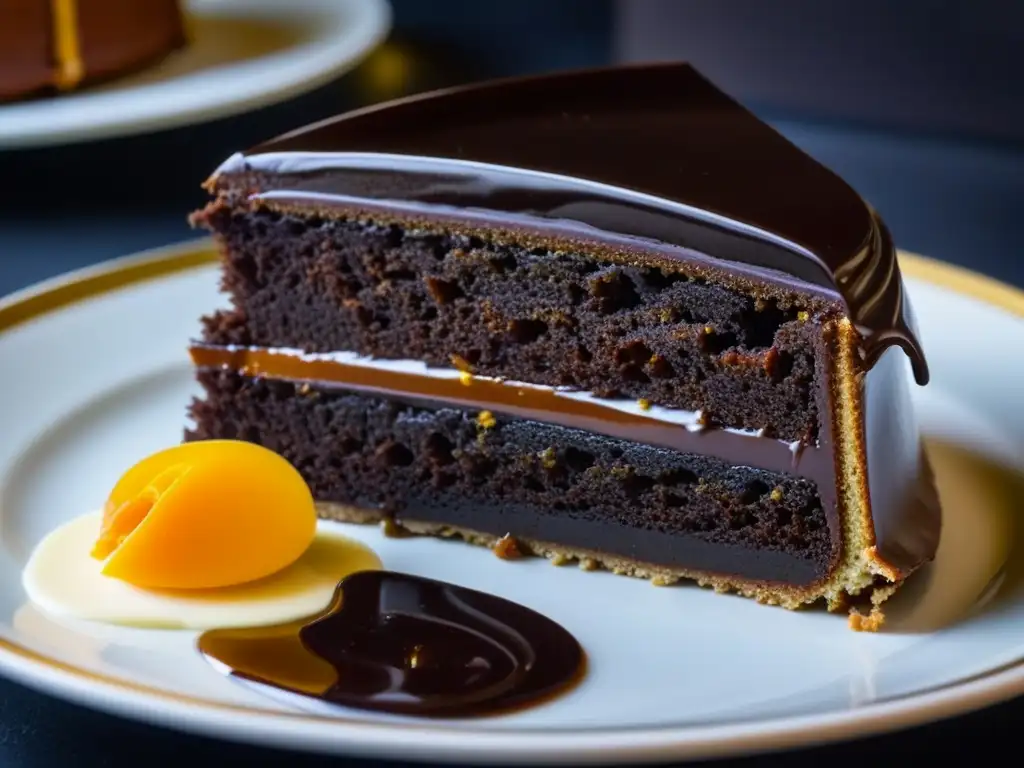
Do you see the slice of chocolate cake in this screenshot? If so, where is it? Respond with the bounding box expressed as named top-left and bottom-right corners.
top-left (187, 63), bottom-right (940, 627)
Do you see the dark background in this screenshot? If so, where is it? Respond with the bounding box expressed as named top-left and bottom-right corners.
top-left (1, 0), bottom-right (1022, 765)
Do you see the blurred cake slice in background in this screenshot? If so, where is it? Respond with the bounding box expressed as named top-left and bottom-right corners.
top-left (187, 64), bottom-right (941, 629)
top-left (0, 0), bottom-right (186, 103)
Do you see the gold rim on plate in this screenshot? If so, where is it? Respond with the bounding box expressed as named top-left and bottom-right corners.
top-left (0, 236), bottom-right (1022, 743)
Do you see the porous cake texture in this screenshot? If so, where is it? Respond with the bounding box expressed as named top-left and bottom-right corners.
top-left (186, 63), bottom-right (940, 626)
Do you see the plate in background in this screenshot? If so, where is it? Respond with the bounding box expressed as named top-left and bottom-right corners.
top-left (0, 0), bottom-right (391, 150)
top-left (0, 240), bottom-right (1021, 764)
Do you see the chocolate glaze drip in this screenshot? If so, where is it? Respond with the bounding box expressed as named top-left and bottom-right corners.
top-left (210, 63), bottom-right (927, 384)
top-left (197, 570), bottom-right (585, 717)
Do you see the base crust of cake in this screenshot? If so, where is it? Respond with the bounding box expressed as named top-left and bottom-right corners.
top-left (315, 501), bottom-right (900, 629)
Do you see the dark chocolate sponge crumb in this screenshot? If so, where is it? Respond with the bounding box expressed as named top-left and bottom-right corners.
top-left (187, 371), bottom-right (834, 585)
top-left (196, 207), bottom-right (833, 442)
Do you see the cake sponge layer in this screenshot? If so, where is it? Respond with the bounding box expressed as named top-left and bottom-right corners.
top-left (195, 206), bottom-right (836, 443)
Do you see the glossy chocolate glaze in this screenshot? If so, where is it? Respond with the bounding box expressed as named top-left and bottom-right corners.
top-left (198, 570), bottom-right (585, 717)
top-left (863, 348), bottom-right (942, 574)
top-left (210, 63), bottom-right (927, 384)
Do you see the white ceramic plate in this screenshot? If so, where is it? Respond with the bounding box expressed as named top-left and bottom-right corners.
top-left (0, 0), bottom-right (391, 149)
top-left (0, 240), bottom-right (1022, 764)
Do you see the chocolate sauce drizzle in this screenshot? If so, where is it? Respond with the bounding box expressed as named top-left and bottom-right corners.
top-left (197, 570), bottom-right (585, 717)
top-left (210, 63), bottom-right (928, 384)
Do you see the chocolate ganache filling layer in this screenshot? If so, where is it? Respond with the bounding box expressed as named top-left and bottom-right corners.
top-left (209, 63), bottom-right (927, 384)
top-left (188, 345), bottom-right (831, 484)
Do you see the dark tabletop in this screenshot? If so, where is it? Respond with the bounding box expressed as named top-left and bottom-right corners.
top-left (2, 4), bottom-right (1024, 764)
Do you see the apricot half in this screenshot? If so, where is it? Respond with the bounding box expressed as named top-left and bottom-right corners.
top-left (92, 440), bottom-right (317, 590)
